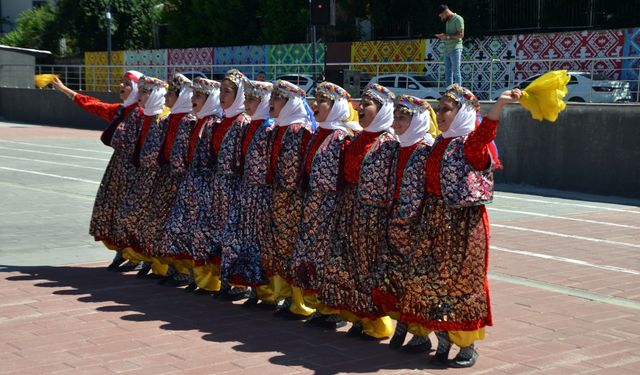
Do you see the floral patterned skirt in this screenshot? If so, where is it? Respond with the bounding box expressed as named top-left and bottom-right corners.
top-left (261, 186), bottom-right (304, 281)
top-left (220, 182), bottom-right (272, 286)
top-left (111, 167), bottom-right (160, 250)
top-left (290, 190), bottom-right (341, 292)
top-left (205, 174), bottom-right (241, 266)
top-left (89, 149), bottom-right (135, 246)
top-left (319, 184), bottom-right (390, 319)
top-left (379, 194), bottom-right (492, 332)
top-left (161, 169), bottom-right (214, 265)
top-left (139, 165), bottom-right (184, 258)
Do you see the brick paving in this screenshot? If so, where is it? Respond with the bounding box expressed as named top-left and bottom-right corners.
top-left (1, 122), bottom-right (640, 374)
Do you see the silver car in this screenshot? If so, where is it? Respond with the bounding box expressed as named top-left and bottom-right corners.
top-left (367, 74), bottom-right (441, 99)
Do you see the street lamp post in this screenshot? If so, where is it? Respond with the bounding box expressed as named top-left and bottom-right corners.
top-left (106, 4), bottom-right (112, 92)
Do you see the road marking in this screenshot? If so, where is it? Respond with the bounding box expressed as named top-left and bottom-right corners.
top-left (0, 181), bottom-right (95, 200)
top-left (0, 139), bottom-right (112, 154)
top-left (0, 154), bottom-right (104, 171)
top-left (0, 166), bottom-right (100, 184)
top-left (0, 146), bottom-right (110, 161)
top-left (488, 207), bottom-right (639, 229)
top-left (489, 272), bottom-right (640, 310)
top-left (492, 223), bottom-right (640, 249)
top-left (492, 245), bottom-right (640, 275)
top-left (494, 193), bottom-right (640, 214)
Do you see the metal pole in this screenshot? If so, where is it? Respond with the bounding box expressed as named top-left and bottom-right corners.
top-left (106, 4), bottom-right (112, 92)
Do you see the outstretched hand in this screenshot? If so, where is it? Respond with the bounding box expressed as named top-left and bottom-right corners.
top-left (496, 88), bottom-right (522, 104)
top-left (50, 76), bottom-right (76, 99)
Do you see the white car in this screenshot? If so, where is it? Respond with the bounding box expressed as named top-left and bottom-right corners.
top-left (493, 71), bottom-right (632, 103)
top-left (275, 74), bottom-right (317, 96)
top-left (367, 74), bottom-right (441, 99)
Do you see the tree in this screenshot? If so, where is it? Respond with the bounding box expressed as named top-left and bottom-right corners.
top-left (257, 0), bottom-right (309, 44)
top-left (0, 3), bottom-right (58, 53)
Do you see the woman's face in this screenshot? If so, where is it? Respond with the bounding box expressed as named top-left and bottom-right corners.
top-left (137, 89), bottom-right (151, 108)
top-left (119, 78), bottom-right (133, 101)
top-left (392, 108), bottom-right (413, 136)
top-left (164, 90), bottom-right (178, 108)
top-left (357, 95), bottom-right (380, 128)
top-left (220, 79), bottom-right (237, 110)
top-left (269, 94), bottom-right (287, 118)
top-left (244, 95), bottom-right (260, 116)
top-left (436, 97), bottom-right (459, 133)
top-left (312, 95), bottom-right (333, 122)
top-left (192, 92), bottom-right (207, 113)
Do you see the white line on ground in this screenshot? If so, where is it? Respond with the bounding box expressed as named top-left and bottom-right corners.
top-left (0, 181), bottom-right (95, 200)
top-left (0, 146), bottom-right (110, 161)
top-left (0, 139), bottom-right (112, 154)
top-left (488, 207), bottom-right (639, 229)
top-left (492, 245), bottom-right (640, 275)
top-left (0, 154), bottom-right (104, 171)
top-left (0, 166), bottom-right (100, 184)
top-left (492, 223), bottom-right (640, 249)
top-left (494, 193), bottom-right (640, 214)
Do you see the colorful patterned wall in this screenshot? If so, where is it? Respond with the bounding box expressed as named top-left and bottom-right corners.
top-left (267, 43), bottom-right (325, 78)
top-left (124, 49), bottom-right (168, 79)
top-left (622, 28), bottom-right (640, 91)
top-left (84, 51), bottom-right (124, 92)
top-left (167, 48), bottom-right (215, 77)
top-left (351, 39), bottom-right (426, 74)
top-left (214, 45), bottom-right (268, 77)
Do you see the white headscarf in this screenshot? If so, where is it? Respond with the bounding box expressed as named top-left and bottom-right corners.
top-left (122, 70), bottom-right (143, 107)
top-left (442, 102), bottom-right (477, 139)
top-left (142, 86), bottom-right (167, 116)
top-left (276, 96), bottom-right (309, 127)
top-left (170, 84), bottom-right (193, 114)
top-left (344, 121), bottom-right (363, 132)
top-left (223, 79), bottom-right (246, 118)
top-left (318, 97), bottom-right (350, 131)
top-left (397, 108), bottom-right (434, 147)
top-left (251, 91), bottom-right (271, 121)
top-left (364, 99), bottom-right (394, 133)
top-left (197, 87), bottom-right (222, 119)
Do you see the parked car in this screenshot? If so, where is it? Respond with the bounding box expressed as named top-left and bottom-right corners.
top-left (492, 71), bottom-right (632, 103)
top-left (178, 70), bottom-right (226, 82)
top-left (367, 74), bottom-right (441, 99)
top-left (275, 74), bottom-right (317, 96)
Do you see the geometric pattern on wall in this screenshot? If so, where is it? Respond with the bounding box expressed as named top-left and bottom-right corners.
top-left (124, 49), bottom-right (168, 80)
top-left (214, 45), bottom-right (268, 78)
top-left (515, 30), bottom-right (625, 81)
top-left (351, 39), bottom-right (426, 74)
top-left (267, 43), bottom-right (326, 78)
top-left (167, 48), bottom-right (215, 76)
top-left (84, 51), bottom-right (125, 92)
top-left (425, 36), bottom-right (516, 99)
top-left (622, 28), bottom-right (640, 94)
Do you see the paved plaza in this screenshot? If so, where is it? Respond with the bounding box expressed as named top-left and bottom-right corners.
top-left (1, 121), bottom-right (639, 374)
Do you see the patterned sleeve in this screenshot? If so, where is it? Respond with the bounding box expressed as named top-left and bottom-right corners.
top-left (73, 93), bottom-right (121, 122)
top-left (464, 117), bottom-right (499, 171)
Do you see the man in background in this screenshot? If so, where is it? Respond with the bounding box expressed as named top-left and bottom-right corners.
top-left (436, 4), bottom-right (464, 86)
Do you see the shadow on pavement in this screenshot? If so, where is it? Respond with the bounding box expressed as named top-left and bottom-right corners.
top-left (1, 264), bottom-right (448, 374)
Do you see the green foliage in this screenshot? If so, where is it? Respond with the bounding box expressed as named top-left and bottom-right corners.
top-left (0, 3), bottom-right (58, 53)
top-left (256, 0), bottom-right (309, 44)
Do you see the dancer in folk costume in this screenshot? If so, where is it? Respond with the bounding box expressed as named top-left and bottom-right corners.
top-left (290, 82), bottom-right (354, 327)
top-left (50, 71), bottom-right (143, 270)
top-left (220, 80), bottom-right (276, 306)
top-left (319, 83), bottom-right (398, 340)
top-left (202, 69), bottom-right (252, 300)
top-left (371, 95), bottom-right (439, 353)
top-left (138, 79), bottom-right (201, 286)
top-left (114, 73), bottom-right (193, 278)
top-left (161, 77), bottom-right (224, 291)
top-left (381, 85), bottom-right (521, 367)
top-left (262, 80), bottom-right (315, 318)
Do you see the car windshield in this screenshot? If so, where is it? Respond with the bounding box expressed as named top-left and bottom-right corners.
top-left (414, 76), bottom-right (436, 87)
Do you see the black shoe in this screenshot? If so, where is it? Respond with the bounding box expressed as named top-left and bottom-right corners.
top-left (279, 309), bottom-right (309, 321)
top-left (359, 332), bottom-right (381, 341)
top-left (194, 288), bottom-right (215, 296)
top-left (106, 255), bottom-right (127, 271)
top-left (242, 297), bottom-right (259, 308)
top-left (431, 350), bottom-right (450, 366)
top-left (116, 261), bottom-right (139, 273)
top-left (220, 287), bottom-right (251, 301)
top-left (136, 263), bottom-right (152, 278)
top-left (304, 313), bottom-right (327, 327)
top-left (389, 330), bottom-right (408, 350)
top-left (347, 323), bottom-right (363, 337)
top-left (255, 301), bottom-right (278, 310)
top-left (401, 340), bottom-right (432, 354)
top-left (318, 314), bottom-right (347, 330)
top-left (451, 346), bottom-right (478, 368)
top-left (184, 282), bottom-right (198, 292)
top-left (166, 274), bottom-right (192, 287)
